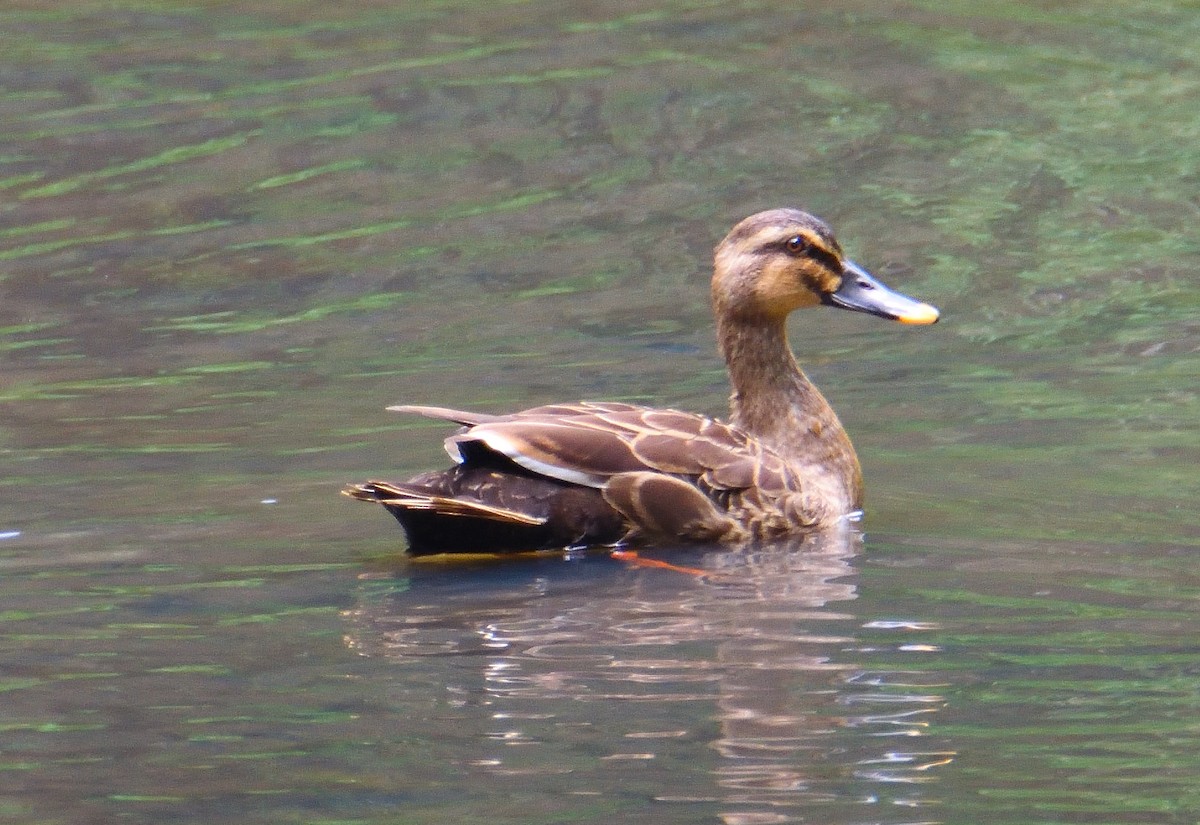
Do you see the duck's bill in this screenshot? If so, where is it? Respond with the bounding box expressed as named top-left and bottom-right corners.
top-left (824, 260), bottom-right (940, 325)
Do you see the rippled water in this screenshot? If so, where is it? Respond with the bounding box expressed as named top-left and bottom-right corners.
top-left (1, 1), bottom-right (1197, 823)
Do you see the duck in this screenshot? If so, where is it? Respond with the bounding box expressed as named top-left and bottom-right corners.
top-left (345, 208), bottom-right (938, 554)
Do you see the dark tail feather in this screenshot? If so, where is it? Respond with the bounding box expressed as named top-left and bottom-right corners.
top-left (343, 477), bottom-right (625, 555)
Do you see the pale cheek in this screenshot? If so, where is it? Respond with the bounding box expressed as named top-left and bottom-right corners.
top-left (755, 275), bottom-right (821, 315)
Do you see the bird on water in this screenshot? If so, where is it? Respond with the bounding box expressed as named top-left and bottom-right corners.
top-left (345, 208), bottom-right (939, 555)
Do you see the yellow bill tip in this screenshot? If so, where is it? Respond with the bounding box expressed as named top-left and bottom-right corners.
top-left (897, 302), bottom-right (940, 325)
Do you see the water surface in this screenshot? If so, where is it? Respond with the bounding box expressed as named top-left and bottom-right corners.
top-left (1, 1), bottom-right (1197, 823)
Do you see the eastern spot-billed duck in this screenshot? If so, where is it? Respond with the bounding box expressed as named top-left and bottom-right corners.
top-left (345, 208), bottom-right (938, 554)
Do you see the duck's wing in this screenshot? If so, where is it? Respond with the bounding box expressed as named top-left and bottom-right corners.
top-left (449, 401), bottom-right (800, 495)
top-left (445, 402), bottom-right (806, 542)
top-left (366, 401), bottom-right (814, 544)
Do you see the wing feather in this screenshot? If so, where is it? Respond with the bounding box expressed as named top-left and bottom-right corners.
top-left (378, 401), bottom-right (812, 540)
top-left (387, 404), bottom-right (502, 426)
top-left (453, 420), bottom-right (648, 487)
top-left (342, 481), bottom-right (546, 525)
top-left (602, 472), bottom-right (743, 542)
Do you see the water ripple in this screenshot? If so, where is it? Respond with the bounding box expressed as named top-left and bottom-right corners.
top-left (344, 533), bottom-right (954, 818)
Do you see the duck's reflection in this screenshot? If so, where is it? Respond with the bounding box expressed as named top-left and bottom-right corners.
top-left (343, 530), bottom-right (953, 823)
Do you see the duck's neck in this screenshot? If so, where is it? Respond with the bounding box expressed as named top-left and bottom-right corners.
top-left (718, 314), bottom-right (863, 509)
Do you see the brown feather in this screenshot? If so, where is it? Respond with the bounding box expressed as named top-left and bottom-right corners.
top-left (452, 420), bottom-right (648, 483)
top-left (385, 404), bottom-right (502, 426)
top-left (603, 472), bottom-right (742, 543)
top-left (344, 481), bottom-right (546, 525)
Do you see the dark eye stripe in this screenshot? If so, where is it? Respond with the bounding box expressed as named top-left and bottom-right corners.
top-left (772, 238), bottom-right (842, 273)
top-left (808, 245), bottom-right (842, 273)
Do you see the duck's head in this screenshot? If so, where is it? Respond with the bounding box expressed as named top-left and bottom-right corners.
top-left (713, 208), bottom-right (939, 325)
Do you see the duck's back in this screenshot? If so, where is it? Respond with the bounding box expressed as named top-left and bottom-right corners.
top-left (344, 401), bottom-right (839, 553)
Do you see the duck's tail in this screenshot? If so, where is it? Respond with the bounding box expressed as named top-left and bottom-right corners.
top-left (342, 476), bottom-right (624, 555)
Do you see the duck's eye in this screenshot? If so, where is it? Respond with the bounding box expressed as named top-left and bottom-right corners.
top-left (784, 235), bottom-right (810, 255)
